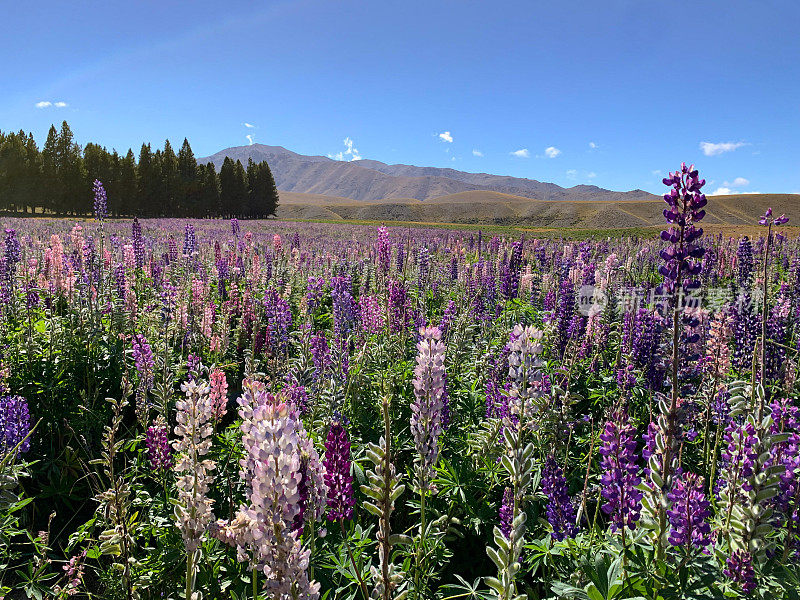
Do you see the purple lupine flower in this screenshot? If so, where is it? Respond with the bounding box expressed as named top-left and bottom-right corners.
top-left (285, 381), bottom-right (310, 415)
top-left (396, 242), bottom-right (405, 273)
top-left (183, 223), bottom-right (196, 257)
top-left (554, 277), bottom-right (576, 356)
top-left (388, 279), bottom-right (411, 333)
top-left (131, 217), bottom-right (145, 269)
top-left (186, 354), bottom-right (202, 382)
top-left (305, 276), bottom-right (325, 312)
top-left (659, 163), bottom-right (706, 297)
top-left (737, 237), bottom-right (754, 290)
top-left (310, 333), bottom-right (332, 382)
top-left (418, 246), bottom-right (430, 289)
top-left (131, 334), bottom-right (154, 376)
top-left (724, 550), bottom-right (756, 594)
top-left (666, 472), bottom-right (711, 549)
top-left (331, 276), bottom-right (356, 339)
top-left (499, 486), bottom-right (514, 538)
top-left (411, 326), bottom-right (446, 491)
top-left (376, 225), bottom-right (391, 275)
top-left (769, 398), bottom-right (800, 517)
top-left (449, 255), bottom-right (458, 282)
top-left (230, 218), bottom-right (240, 238)
top-left (500, 242), bottom-right (523, 299)
top-left (0, 395), bottom-right (31, 456)
top-left (598, 412), bottom-right (643, 532)
top-left (144, 417), bottom-right (172, 471)
top-left (323, 420), bottom-right (355, 521)
top-left (440, 300), bottom-right (457, 337)
top-left (759, 207), bottom-right (789, 227)
top-left (541, 456), bottom-right (578, 541)
top-left (92, 180), bottom-right (108, 222)
top-left (4, 229), bottom-right (20, 270)
top-left (263, 288), bottom-right (293, 354)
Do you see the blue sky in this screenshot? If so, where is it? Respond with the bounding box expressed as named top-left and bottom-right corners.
top-left (2, 0), bottom-right (798, 194)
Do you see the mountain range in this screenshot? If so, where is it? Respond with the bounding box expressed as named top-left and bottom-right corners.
top-left (197, 144), bottom-right (656, 203)
top-left (197, 144), bottom-right (799, 228)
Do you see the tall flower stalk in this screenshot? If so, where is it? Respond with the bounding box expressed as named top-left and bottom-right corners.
top-left (173, 380), bottom-right (216, 600)
top-left (651, 163), bottom-right (706, 557)
top-left (486, 325), bottom-right (543, 600)
top-left (212, 381), bottom-right (323, 599)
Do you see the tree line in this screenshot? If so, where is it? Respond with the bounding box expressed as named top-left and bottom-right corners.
top-left (0, 121), bottom-right (279, 218)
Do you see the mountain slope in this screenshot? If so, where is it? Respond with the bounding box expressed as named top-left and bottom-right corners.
top-left (198, 144), bottom-right (658, 203)
top-left (274, 191), bottom-right (800, 229)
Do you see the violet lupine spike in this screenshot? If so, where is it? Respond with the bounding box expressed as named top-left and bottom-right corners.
top-left (92, 179), bottom-right (108, 222)
top-left (0, 395), bottom-right (31, 456)
top-left (145, 416), bottom-right (172, 471)
top-left (411, 326), bottom-right (447, 492)
top-left (598, 412), bottom-right (643, 532)
top-left (323, 420), bottom-right (356, 521)
top-left (183, 223), bottom-right (196, 257)
top-left (499, 486), bottom-right (514, 539)
top-left (131, 334), bottom-right (154, 376)
top-left (665, 472), bottom-right (711, 550)
top-left (541, 456), bottom-right (578, 541)
top-left (310, 333), bottom-right (332, 382)
top-left (723, 550), bottom-right (757, 594)
top-left (659, 163), bottom-right (706, 297)
top-left (131, 217), bottom-right (145, 269)
top-left (376, 224), bottom-right (391, 275)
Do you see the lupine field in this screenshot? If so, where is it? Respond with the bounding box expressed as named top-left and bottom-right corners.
top-left (1, 165), bottom-right (799, 599)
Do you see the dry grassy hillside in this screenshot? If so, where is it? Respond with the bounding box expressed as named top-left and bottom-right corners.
top-left (276, 191), bottom-right (799, 228)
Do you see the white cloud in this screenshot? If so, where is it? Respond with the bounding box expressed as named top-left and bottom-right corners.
top-left (510, 148), bottom-right (530, 158)
top-left (587, 171), bottom-right (597, 179)
top-left (589, 142), bottom-right (598, 149)
top-left (729, 177), bottom-right (749, 186)
top-left (472, 149), bottom-right (483, 157)
top-left (328, 137), bottom-right (362, 161)
top-left (244, 122), bottom-right (256, 128)
top-left (246, 134), bottom-right (255, 146)
top-left (711, 187), bottom-right (734, 195)
top-left (651, 169), bottom-right (662, 176)
top-left (699, 141), bottom-right (746, 156)
top-left (544, 146), bottom-right (561, 158)
top-left (438, 131), bottom-right (453, 143)
top-left (35, 100), bottom-right (68, 108)
top-left (566, 169), bottom-right (578, 178)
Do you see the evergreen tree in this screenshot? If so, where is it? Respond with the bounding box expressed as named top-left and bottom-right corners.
top-left (178, 138), bottom-right (198, 217)
top-left (41, 125), bottom-right (61, 214)
top-left (219, 157), bottom-right (236, 218)
top-left (198, 162), bottom-right (219, 217)
top-left (0, 132), bottom-right (27, 213)
top-left (162, 140), bottom-right (179, 215)
top-left (56, 121), bottom-right (86, 215)
top-left (118, 149), bottom-right (138, 217)
top-left (233, 159), bottom-right (248, 218)
top-left (0, 121), bottom-right (280, 218)
top-left (138, 143), bottom-right (157, 216)
top-left (246, 160), bottom-right (280, 218)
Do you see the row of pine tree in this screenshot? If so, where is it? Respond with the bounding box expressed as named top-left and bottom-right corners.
top-left (0, 121), bottom-right (280, 218)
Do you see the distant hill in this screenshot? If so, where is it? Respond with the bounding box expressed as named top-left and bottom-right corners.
top-left (197, 144), bottom-right (658, 203)
top-left (274, 191), bottom-right (800, 228)
top-left (197, 144), bottom-right (797, 228)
